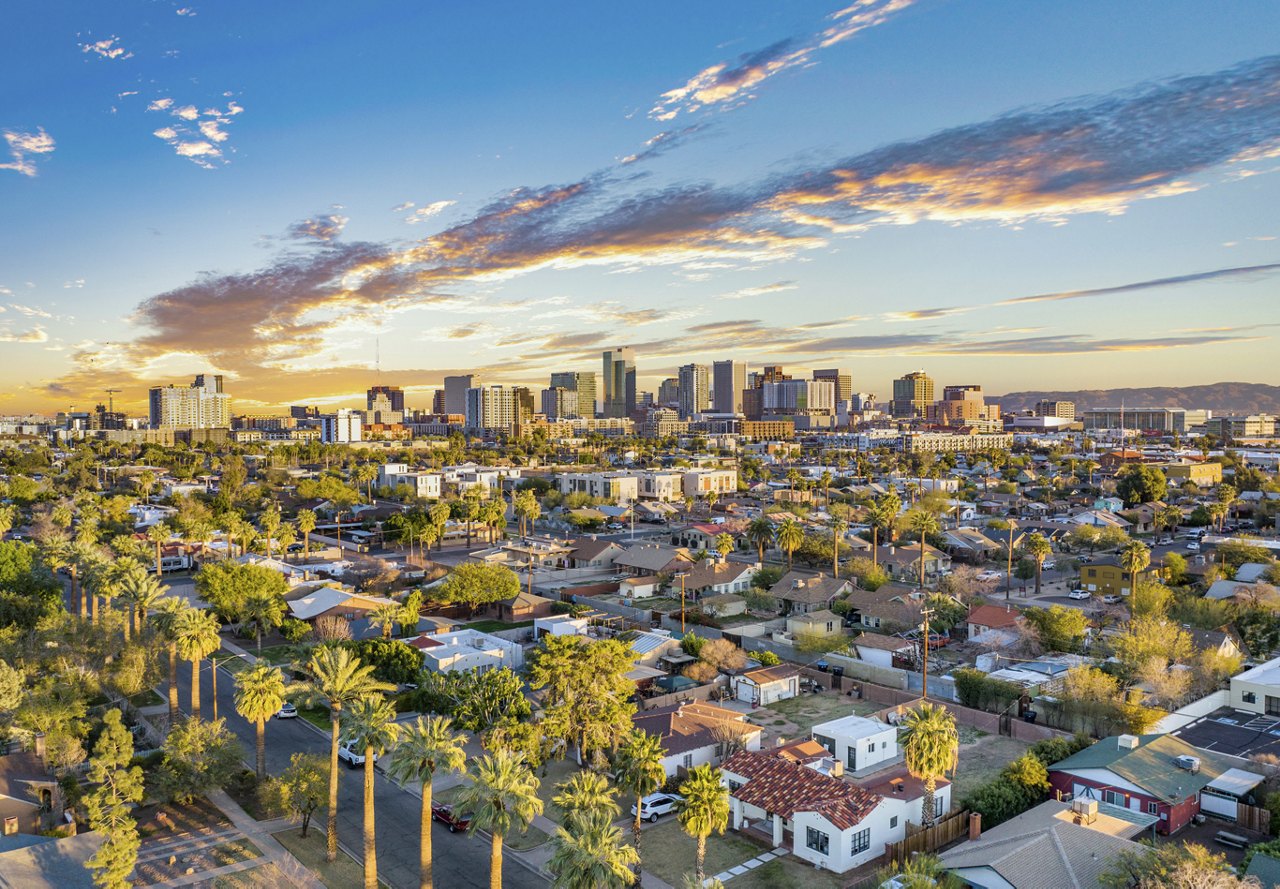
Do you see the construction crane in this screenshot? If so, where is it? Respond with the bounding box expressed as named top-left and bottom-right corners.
top-left (104, 388), bottom-right (121, 413)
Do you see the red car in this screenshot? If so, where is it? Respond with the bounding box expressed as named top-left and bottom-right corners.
top-left (431, 803), bottom-right (471, 833)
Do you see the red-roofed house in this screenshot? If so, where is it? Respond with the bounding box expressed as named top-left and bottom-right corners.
top-left (966, 604), bottom-right (1024, 644)
top-left (721, 749), bottom-right (950, 873)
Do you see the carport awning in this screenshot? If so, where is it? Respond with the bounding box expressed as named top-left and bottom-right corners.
top-left (1207, 768), bottom-right (1265, 798)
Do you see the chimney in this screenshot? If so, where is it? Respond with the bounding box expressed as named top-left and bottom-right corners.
top-left (968, 812), bottom-right (982, 841)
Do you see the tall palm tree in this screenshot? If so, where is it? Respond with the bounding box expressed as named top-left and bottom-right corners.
top-left (901, 702), bottom-right (958, 827)
top-left (153, 597), bottom-right (191, 724)
top-left (552, 770), bottom-right (619, 823)
top-left (456, 750), bottom-right (543, 889)
top-left (298, 647), bottom-right (395, 863)
top-left (828, 516), bottom-right (848, 578)
top-left (1024, 533), bottom-right (1053, 596)
top-left (713, 533), bottom-right (734, 561)
top-left (906, 508), bottom-right (941, 589)
top-left (1120, 539), bottom-right (1151, 598)
top-left (369, 602), bottom-right (401, 640)
top-left (147, 522), bottom-right (171, 576)
top-left (234, 663), bottom-right (287, 780)
top-left (819, 470), bottom-right (834, 510)
top-left (613, 731), bottom-right (666, 884)
top-left (297, 509), bottom-right (317, 560)
top-left (173, 607), bottom-right (221, 720)
top-left (775, 518), bottom-right (804, 571)
top-left (676, 764), bottom-right (729, 884)
top-left (746, 517), bottom-right (773, 564)
top-left (241, 587), bottom-right (285, 654)
top-left (1155, 505), bottom-right (1182, 536)
top-left (548, 810), bottom-right (639, 889)
top-left (116, 561), bottom-right (165, 639)
top-left (343, 696), bottom-right (402, 889)
top-left (384, 715), bottom-right (467, 889)
top-left (868, 492), bottom-right (901, 569)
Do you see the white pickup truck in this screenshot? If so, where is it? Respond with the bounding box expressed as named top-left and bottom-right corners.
top-left (337, 740), bottom-right (379, 769)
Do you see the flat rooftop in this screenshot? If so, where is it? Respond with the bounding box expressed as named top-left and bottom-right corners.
top-left (1172, 707), bottom-right (1280, 759)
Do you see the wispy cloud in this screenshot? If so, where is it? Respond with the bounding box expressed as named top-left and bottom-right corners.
top-left (287, 215), bottom-right (349, 242)
top-left (650, 0), bottom-right (912, 120)
top-left (0, 326), bottom-right (48, 343)
top-left (148, 96), bottom-right (245, 168)
top-left (176, 7), bottom-right (197, 15)
top-left (997, 261), bottom-right (1280, 305)
top-left (404, 200), bottom-right (457, 224)
top-left (0, 128), bottom-right (55, 177)
top-left (718, 280), bottom-right (798, 300)
top-left (620, 125), bottom-right (708, 164)
top-left (80, 36), bottom-right (133, 60)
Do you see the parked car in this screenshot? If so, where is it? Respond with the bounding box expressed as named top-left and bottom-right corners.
top-left (1042, 560), bottom-right (1057, 570)
top-left (1157, 536), bottom-right (1174, 546)
top-left (631, 792), bottom-right (683, 823)
top-left (337, 740), bottom-right (379, 769)
top-left (607, 523), bottom-right (626, 530)
top-left (1185, 542), bottom-right (1201, 552)
top-left (274, 702), bottom-right (298, 720)
top-left (1067, 589), bottom-right (1091, 600)
top-left (1102, 594), bottom-right (1123, 605)
top-left (431, 803), bottom-right (471, 833)
top-left (977, 571), bottom-right (1002, 581)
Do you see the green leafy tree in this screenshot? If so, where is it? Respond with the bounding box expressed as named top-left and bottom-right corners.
top-left (385, 716), bottom-right (468, 889)
top-left (1101, 841), bottom-right (1248, 889)
top-left (456, 750), bottom-right (544, 889)
top-left (431, 563), bottom-right (520, 614)
top-left (676, 764), bottom-right (729, 884)
top-left (527, 636), bottom-right (636, 766)
top-left (342, 696), bottom-right (401, 889)
top-left (196, 560), bottom-right (288, 628)
top-left (901, 702), bottom-right (958, 827)
top-left (298, 647), bottom-right (395, 862)
top-left (613, 730), bottom-right (666, 884)
top-left (1114, 464), bottom-right (1168, 507)
top-left (261, 752), bottom-right (327, 838)
top-left (1023, 605), bottom-right (1089, 653)
top-left (84, 709), bottom-right (145, 889)
top-left (234, 663), bottom-right (287, 780)
top-left (158, 717), bottom-right (242, 803)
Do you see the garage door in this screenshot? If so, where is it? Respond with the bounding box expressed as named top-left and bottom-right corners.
top-left (1200, 790), bottom-right (1237, 820)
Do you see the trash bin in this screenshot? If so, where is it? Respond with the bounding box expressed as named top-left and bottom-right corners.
top-left (1023, 710), bottom-right (1038, 723)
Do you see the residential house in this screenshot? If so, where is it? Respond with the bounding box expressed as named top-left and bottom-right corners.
top-left (769, 571), bottom-right (853, 615)
top-left (1099, 450), bottom-right (1144, 471)
top-left (0, 832), bottom-right (105, 889)
top-left (495, 590), bottom-right (555, 623)
top-left (939, 799), bottom-right (1151, 889)
top-left (1047, 733), bottom-right (1259, 834)
top-left (877, 544), bottom-right (952, 587)
top-left (1230, 654), bottom-right (1280, 715)
top-left (672, 522), bottom-right (745, 552)
top-left (700, 593), bottom-right (748, 619)
top-left (415, 628), bottom-right (523, 674)
top-left (613, 544), bottom-right (694, 577)
top-left (568, 537), bottom-right (625, 570)
top-left (1185, 626), bottom-right (1246, 661)
top-left (785, 609), bottom-right (844, 643)
top-left (633, 702), bottom-right (764, 778)
top-left (941, 527), bottom-right (1003, 564)
top-left (721, 748), bottom-right (949, 874)
top-left (849, 582), bottom-right (924, 633)
top-left (731, 664), bottom-right (800, 705)
top-left (966, 604), bottom-right (1023, 645)
top-left (1078, 557), bottom-right (1159, 597)
top-left (811, 714), bottom-right (899, 775)
top-left (628, 630), bottom-right (684, 668)
top-left (1121, 501), bottom-right (1167, 535)
top-left (234, 553), bottom-right (309, 586)
top-left (680, 559), bottom-right (758, 600)
top-left (286, 587), bottom-right (397, 623)
top-left (1069, 509), bottom-right (1132, 531)
top-left (0, 752), bottom-right (59, 836)
top-left (846, 632), bottom-right (915, 669)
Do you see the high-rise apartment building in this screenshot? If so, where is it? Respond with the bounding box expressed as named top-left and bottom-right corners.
top-left (677, 363), bottom-right (710, 419)
top-left (713, 360), bottom-right (747, 414)
top-left (891, 371), bottom-right (934, 418)
top-left (540, 386), bottom-right (579, 420)
top-left (149, 374), bottom-right (231, 429)
top-left (602, 348), bottom-right (636, 418)
top-left (762, 380), bottom-right (835, 415)
top-left (657, 378), bottom-right (680, 407)
top-left (320, 409), bottom-right (362, 443)
top-left (465, 385), bottom-right (534, 433)
top-left (813, 368), bottom-right (852, 406)
top-left (549, 372), bottom-right (597, 418)
top-left (1034, 400), bottom-right (1076, 420)
top-left (443, 375), bottom-right (477, 415)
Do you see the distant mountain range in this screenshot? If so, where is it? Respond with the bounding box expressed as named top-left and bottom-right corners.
top-left (992, 382), bottom-right (1280, 415)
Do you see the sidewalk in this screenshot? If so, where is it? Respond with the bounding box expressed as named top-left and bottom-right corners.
top-left (206, 788), bottom-right (326, 889)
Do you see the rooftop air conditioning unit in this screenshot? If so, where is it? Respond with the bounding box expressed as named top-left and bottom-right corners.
top-left (1071, 798), bottom-right (1098, 821)
top-left (1176, 755), bottom-right (1201, 773)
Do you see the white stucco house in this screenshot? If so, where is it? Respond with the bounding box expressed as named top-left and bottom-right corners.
top-left (632, 702), bottom-right (764, 778)
top-left (1230, 654), bottom-right (1280, 715)
top-left (413, 628), bottom-right (523, 674)
top-left (811, 714), bottom-right (899, 775)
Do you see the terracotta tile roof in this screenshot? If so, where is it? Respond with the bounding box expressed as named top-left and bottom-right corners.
top-left (722, 750), bottom-right (880, 830)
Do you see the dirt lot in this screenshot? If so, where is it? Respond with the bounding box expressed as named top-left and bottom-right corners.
top-left (745, 691), bottom-right (883, 743)
top-left (949, 731), bottom-right (1031, 802)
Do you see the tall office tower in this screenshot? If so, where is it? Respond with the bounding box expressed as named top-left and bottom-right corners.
top-left (713, 360), bottom-right (747, 413)
top-left (443, 375), bottom-right (477, 415)
top-left (761, 379), bottom-right (836, 415)
top-left (677, 363), bottom-right (711, 419)
top-left (602, 347), bottom-right (636, 418)
top-left (366, 385), bottom-right (405, 413)
top-left (657, 378), bottom-right (680, 407)
top-left (320, 409), bottom-right (362, 443)
top-left (541, 387), bottom-right (579, 420)
top-left (149, 374), bottom-right (231, 428)
top-left (892, 370), bottom-right (934, 418)
top-left (465, 385), bottom-right (513, 432)
top-left (813, 369), bottom-right (852, 406)
top-left (290, 405), bottom-right (319, 419)
top-left (760, 365), bottom-right (790, 384)
top-left (431, 389), bottom-right (446, 414)
top-left (549, 372), bottom-right (598, 418)
top-left (936, 384), bottom-right (985, 424)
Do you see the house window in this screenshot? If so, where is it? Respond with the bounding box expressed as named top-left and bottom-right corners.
top-left (1147, 802), bottom-right (1159, 815)
top-left (3, 817), bottom-right (16, 836)
top-left (1102, 790), bottom-right (1123, 806)
top-left (805, 827), bottom-right (829, 855)
top-left (851, 827), bottom-right (871, 855)
top-left (682, 753), bottom-right (693, 768)
top-left (1243, 691), bottom-right (1257, 704)
top-left (727, 780), bottom-right (742, 792)
top-left (867, 743), bottom-right (875, 755)
top-left (890, 816), bottom-right (898, 828)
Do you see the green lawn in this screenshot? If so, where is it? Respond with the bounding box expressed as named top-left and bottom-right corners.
top-left (638, 819), bottom-right (767, 887)
top-left (273, 827), bottom-right (367, 889)
top-left (460, 619), bottom-right (534, 633)
top-left (296, 705), bottom-right (332, 731)
top-left (256, 644), bottom-right (304, 666)
top-left (732, 858), bottom-right (846, 889)
top-left (128, 688), bottom-right (165, 707)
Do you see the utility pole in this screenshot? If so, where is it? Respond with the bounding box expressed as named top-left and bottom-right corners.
top-left (920, 606), bottom-right (935, 701)
top-left (679, 572), bottom-right (687, 633)
top-left (1006, 519), bottom-right (1017, 601)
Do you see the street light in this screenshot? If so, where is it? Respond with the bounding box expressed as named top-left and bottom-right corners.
top-left (208, 652), bottom-right (249, 722)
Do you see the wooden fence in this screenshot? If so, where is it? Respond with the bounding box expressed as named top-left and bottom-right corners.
top-left (1238, 802), bottom-right (1272, 835)
top-left (883, 810), bottom-right (971, 865)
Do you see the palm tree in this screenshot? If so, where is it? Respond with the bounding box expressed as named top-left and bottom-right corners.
top-left (117, 562), bottom-right (165, 638)
top-left (548, 811), bottom-right (639, 889)
top-left (153, 597), bottom-right (191, 724)
top-left (676, 764), bottom-right (729, 884)
top-left (343, 696), bottom-right (401, 889)
top-left (385, 715), bottom-right (468, 889)
top-left (613, 731), bottom-right (666, 884)
top-left (868, 492), bottom-right (901, 569)
top-left (456, 750), bottom-right (543, 889)
top-left (1155, 505), bottom-right (1182, 536)
top-left (173, 607), bottom-right (221, 720)
top-left (1215, 483), bottom-right (1238, 530)
top-left (901, 702), bottom-right (959, 827)
top-left (746, 517), bottom-right (773, 564)
top-left (906, 508), bottom-right (941, 589)
top-left (552, 770), bottom-right (619, 823)
top-left (828, 516), bottom-right (848, 578)
top-left (241, 587), bottom-right (285, 654)
top-left (775, 518), bottom-right (804, 571)
top-left (234, 663), bottom-right (287, 780)
top-left (147, 522), bottom-right (171, 576)
top-left (1024, 533), bottom-right (1053, 596)
top-left (298, 647), bottom-right (395, 863)
top-left (297, 509), bottom-right (317, 560)
top-left (369, 602), bottom-right (401, 640)
top-left (713, 533), bottom-right (734, 561)
top-left (819, 470), bottom-right (833, 509)
top-left (1120, 539), bottom-right (1151, 597)
top-left (259, 502), bottom-right (282, 559)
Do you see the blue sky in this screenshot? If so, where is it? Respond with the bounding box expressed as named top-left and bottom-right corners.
top-left (2, 1), bottom-right (1279, 413)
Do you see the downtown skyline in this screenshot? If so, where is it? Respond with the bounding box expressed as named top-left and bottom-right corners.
top-left (3, 1), bottom-right (1280, 414)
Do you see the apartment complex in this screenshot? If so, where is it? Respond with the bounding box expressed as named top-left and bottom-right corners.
top-left (148, 374), bottom-right (231, 429)
top-left (1082, 407), bottom-right (1211, 434)
top-left (466, 385), bottom-right (534, 433)
top-left (320, 409), bottom-right (362, 443)
top-left (1035, 400), bottom-right (1076, 420)
top-left (812, 368), bottom-right (852, 406)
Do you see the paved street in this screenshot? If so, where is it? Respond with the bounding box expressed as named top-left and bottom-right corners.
top-left (172, 653), bottom-right (547, 889)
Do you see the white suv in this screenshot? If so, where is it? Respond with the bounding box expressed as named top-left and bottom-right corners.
top-left (631, 792), bottom-right (683, 823)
